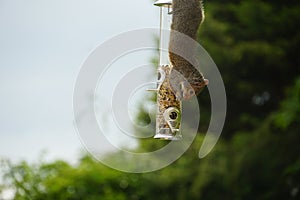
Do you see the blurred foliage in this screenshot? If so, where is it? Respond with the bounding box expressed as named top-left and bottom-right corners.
top-left (1, 0), bottom-right (300, 199)
top-left (199, 0), bottom-right (300, 136)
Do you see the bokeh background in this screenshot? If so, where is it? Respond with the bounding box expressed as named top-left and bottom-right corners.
top-left (0, 0), bottom-right (157, 162)
top-left (1, 0), bottom-right (300, 199)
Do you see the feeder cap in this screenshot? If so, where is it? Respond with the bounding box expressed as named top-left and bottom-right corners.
top-left (154, 0), bottom-right (172, 7)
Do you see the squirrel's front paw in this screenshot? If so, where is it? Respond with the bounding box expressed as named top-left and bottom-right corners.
top-left (173, 79), bottom-right (209, 101)
top-left (170, 81), bottom-right (195, 101)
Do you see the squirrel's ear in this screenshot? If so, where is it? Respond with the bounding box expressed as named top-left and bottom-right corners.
top-left (204, 79), bottom-right (209, 85)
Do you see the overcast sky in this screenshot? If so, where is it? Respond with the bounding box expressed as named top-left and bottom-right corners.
top-left (0, 0), bottom-right (159, 163)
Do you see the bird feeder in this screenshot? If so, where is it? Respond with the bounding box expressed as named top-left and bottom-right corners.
top-left (155, 0), bottom-right (172, 65)
top-left (150, 0), bottom-right (182, 140)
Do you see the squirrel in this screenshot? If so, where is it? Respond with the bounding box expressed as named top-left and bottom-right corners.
top-left (168, 0), bottom-right (209, 100)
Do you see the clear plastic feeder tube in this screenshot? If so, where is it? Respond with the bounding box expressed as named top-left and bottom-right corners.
top-left (153, 0), bottom-right (182, 140)
top-left (154, 65), bottom-right (182, 140)
top-left (158, 2), bottom-right (172, 65)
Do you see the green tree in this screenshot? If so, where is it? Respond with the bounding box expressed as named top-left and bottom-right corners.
top-left (1, 0), bottom-right (300, 199)
top-left (199, 0), bottom-right (300, 136)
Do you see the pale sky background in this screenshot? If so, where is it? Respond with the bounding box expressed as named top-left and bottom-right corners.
top-left (0, 0), bottom-right (159, 163)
